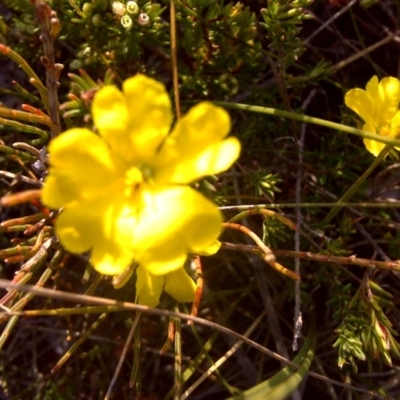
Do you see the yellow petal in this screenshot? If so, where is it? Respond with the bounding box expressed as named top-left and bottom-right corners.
top-left (91, 85), bottom-right (134, 164)
top-left (365, 76), bottom-right (400, 126)
top-left (362, 112), bottom-right (400, 156)
top-left (192, 137), bottom-right (240, 178)
top-left (345, 87), bottom-right (375, 127)
top-left (155, 102), bottom-right (239, 183)
top-left (132, 186), bottom-right (223, 275)
top-left (390, 110), bottom-right (400, 131)
top-left (123, 75), bottom-right (172, 164)
top-left (362, 121), bottom-right (385, 156)
top-left (164, 268), bottom-right (196, 303)
top-left (174, 102), bottom-right (231, 143)
top-left (158, 137), bottom-right (241, 184)
top-left (90, 234), bottom-right (134, 276)
top-left (55, 200), bottom-right (105, 253)
top-left (135, 266), bottom-right (164, 307)
top-left (363, 138), bottom-right (385, 157)
top-left (41, 129), bottom-right (122, 209)
top-left (90, 199), bottom-right (139, 275)
top-left (390, 111), bottom-right (400, 151)
top-left (42, 175), bottom-right (74, 210)
top-left (197, 239), bottom-right (221, 256)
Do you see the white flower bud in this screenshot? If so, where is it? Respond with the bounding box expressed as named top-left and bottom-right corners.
top-left (138, 13), bottom-right (150, 26)
top-left (112, 1), bottom-right (126, 17)
top-left (127, 1), bottom-right (139, 15)
top-left (121, 15), bottom-right (133, 30)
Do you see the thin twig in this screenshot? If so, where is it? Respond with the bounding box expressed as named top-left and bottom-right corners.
top-left (292, 89), bottom-right (317, 351)
top-left (221, 242), bottom-right (400, 272)
top-left (170, 0), bottom-right (181, 119)
top-left (104, 312), bottom-right (141, 400)
top-left (331, 29), bottom-right (400, 73)
top-left (305, 0), bottom-right (357, 44)
top-left (29, 0), bottom-right (62, 138)
top-left (219, 202), bottom-right (400, 210)
top-left (0, 279), bottom-right (388, 398)
top-left (223, 222), bottom-right (300, 280)
top-left (182, 312), bottom-right (266, 399)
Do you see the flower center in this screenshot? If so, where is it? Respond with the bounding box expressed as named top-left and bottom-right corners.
top-left (124, 164), bottom-right (157, 198)
top-left (139, 164), bottom-right (154, 182)
top-left (379, 126), bottom-right (391, 138)
top-left (124, 167), bottom-right (144, 197)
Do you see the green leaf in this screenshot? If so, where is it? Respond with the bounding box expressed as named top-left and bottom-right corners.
top-left (227, 321), bottom-right (315, 400)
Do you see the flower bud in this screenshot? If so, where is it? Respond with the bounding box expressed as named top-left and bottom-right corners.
top-left (82, 3), bottom-right (93, 16)
top-left (127, 1), bottom-right (139, 15)
top-left (121, 15), bottom-right (133, 30)
top-left (138, 13), bottom-right (150, 26)
top-left (112, 266), bottom-right (135, 289)
top-left (374, 321), bottom-right (390, 351)
top-left (112, 1), bottom-right (126, 17)
top-left (92, 14), bottom-right (104, 27)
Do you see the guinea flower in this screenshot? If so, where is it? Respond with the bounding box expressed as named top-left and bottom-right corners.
top-left (345, 75), bottom-right (400, 156)
top-left (42, 75), bottom-right (240, 304)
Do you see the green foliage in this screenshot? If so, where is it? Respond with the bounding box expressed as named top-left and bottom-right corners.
top-left (253, 171), bottom-right (282, 198)
top-left (333, 280), bottom-right (400, 373)
top-left (338, 214), bottom-right (357, 238)
top-left (60, 68), bottom-right (112, 121)
top-left (176, 0), bottom-right (262, 96)
top-left (260, 0), bottom-right (313, 68)
top-left (1, 0), bottom-right (400, 398)
top-left (384, 230), bottom-right (400, 260)
top-left (263, 216), bottom-right (290, 248)
top-left (320, 237), bottom-right (351, 257)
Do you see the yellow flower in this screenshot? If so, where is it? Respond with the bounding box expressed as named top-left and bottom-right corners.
top-left (42, 74), bottom-right (240, 305)
top-left (345, 75), bottom-right (400, 156)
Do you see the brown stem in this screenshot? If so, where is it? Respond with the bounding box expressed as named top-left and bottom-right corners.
top-left (221, 242), bottom-right (400, 272)
top-left (29, 0), bottom-right (63, 138)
